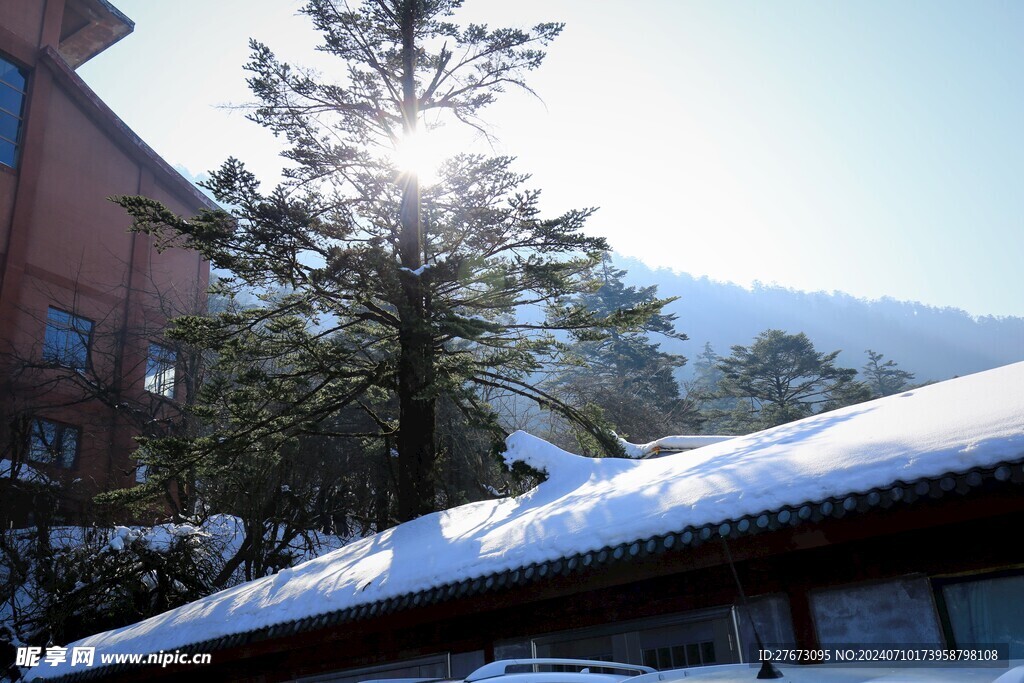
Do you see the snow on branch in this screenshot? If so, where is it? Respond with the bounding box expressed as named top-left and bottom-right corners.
top-left (502, 430), bottom-right (591, 477)
top-left (398, 263), bottom-right (432, 276)
top-left (618, 434), bottom-right (735, 459)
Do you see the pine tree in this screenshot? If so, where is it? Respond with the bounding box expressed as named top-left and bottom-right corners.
top-left (689, 342), bottom-right (744, 434)
top-left (717, 329), bottom-right (865, 430)
top-left (692, 342), bottom-right (724, 395)
top-left (549, 255), bottom-right (697, 445)
top-left (862, 349), bottom-right (915, 397)
top-left (114, 1), bottom-right (625, 522)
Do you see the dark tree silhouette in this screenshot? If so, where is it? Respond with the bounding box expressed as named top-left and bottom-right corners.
top-left (114, 0), bottom-right (634, 522)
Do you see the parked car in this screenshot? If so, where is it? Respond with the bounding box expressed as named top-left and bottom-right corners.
top-left (359, 659), bottom-right (654, 683)
top-left (418, 658), bottom-right (1024, 683)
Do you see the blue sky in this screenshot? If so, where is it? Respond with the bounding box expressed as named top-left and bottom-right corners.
top-left (80, 1), bottom-right (1024, 317)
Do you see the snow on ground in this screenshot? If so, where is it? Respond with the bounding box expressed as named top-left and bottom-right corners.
top-left (30, 362), bottom-right (1024, 680)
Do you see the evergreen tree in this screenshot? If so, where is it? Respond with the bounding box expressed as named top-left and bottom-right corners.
top-left (114, 0), bottom-right (627, 522)
top-left (862, 349), bottom-right (915, 397)
top-left (717, 329), bottom-right (864, 430)
top-left (691, 342), bottom-right (724, 394)
top-left (549, 255), bottom-right (697, 445)
top-left (689, 342), bottom-right (744, 434)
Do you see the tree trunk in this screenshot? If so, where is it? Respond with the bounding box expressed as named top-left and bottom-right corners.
top-left (374, 437), bottom-right (393, 530)
top-left (396, 0), bottom-right (437, 522)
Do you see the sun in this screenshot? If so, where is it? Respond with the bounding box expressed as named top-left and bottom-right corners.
top-left (393, 129), bottom-right (444, 186)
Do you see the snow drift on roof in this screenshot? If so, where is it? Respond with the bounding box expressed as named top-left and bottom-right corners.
top-left (30, 362), bottom-right (1024, 679)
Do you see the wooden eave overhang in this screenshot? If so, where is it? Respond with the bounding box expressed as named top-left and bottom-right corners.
top-left (57, 0), bottom-right (133, 69)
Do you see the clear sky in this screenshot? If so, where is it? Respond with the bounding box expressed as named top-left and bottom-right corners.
top-left (79, 1), bottom-right (1024, 317)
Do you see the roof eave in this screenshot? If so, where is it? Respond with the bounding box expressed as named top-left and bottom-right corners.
top-left (57, 0), bottom-right (135, 69)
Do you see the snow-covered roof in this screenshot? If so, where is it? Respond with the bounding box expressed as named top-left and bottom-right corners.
top-left (32, 362), bottom-right (1024, 680)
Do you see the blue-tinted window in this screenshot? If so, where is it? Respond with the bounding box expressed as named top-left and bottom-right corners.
top-left (0, 111), bottom-right (18, 140)
top-left (145, 343), bottom-right (176, 397)
top-left (43, 307), bottom-right (93, 369)
top-left (943, 575), bottom-right (1024, 658)
top-left (28, 419), bottom-right (79, 469)
top-left (0, 87), bottom-right (21, 117)
top-left (0, 139), bottom-right (15, 167)
top-left (0, 58), bottom-right (27, 90)
top-left (0, 55), bottom-right (27, 168)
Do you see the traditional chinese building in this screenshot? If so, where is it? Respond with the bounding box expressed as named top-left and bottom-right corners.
top-left (27, 362), bottom-right (1024, 682)
top-left (0, 0), bottom-right (214, 525)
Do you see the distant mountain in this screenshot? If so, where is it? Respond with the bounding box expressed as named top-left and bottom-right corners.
top-left (614, 255), bottom-right (1024, 383)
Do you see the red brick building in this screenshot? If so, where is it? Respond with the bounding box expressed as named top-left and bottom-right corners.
top-left (0, 0), bottom-right (214, 524)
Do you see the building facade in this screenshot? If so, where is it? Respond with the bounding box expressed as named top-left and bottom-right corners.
top-left (0, 0), bottom-right (213, 525)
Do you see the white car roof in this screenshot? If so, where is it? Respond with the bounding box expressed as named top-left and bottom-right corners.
top-left (466, 674), bottom-right (634, 683)
top-left (466, 659), bottom-right (654, 682)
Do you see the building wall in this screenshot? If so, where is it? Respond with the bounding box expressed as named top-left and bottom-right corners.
top-left (0, 172), bottom-right (16, 263)
top-left (0, 0), bottom-right (210, 524)
top-left (0, 0), bottom-right (46, 51)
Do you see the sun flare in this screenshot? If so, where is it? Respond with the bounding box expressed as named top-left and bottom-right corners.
top-left (393, 130), bottom-right (444, 185)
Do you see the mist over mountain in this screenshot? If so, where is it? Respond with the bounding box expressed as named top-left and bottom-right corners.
top-left (614, 255), bottom-right (1024, 383)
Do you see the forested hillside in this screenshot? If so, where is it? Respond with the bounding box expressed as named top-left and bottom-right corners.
top-left (615, 256), bottom-right (1024, 382)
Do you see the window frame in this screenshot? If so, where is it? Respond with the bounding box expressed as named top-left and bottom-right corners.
top-left (294, 653), bottom-right (451, 683)
top-left (807, 574), bottom-right (945, 646)
top-left (932, 569), bottom-right (1024, 656)
top-left (145, 342), bottom-right (177, 398)
top-left (27, 418), bottom-right (80, 469)
top-left (0, 53), bottom-right (29, 169)
top-left (530, 605), bottom-right (742, 669)
top-left (42, 306), bottom-right (94, 370)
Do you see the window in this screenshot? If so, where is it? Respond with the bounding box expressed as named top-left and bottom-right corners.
top-left (638, 619), bottom-right (728, 669)
top-left (940, 574), bottom-right (1024, 658)
top-left (43, 307), bottom-right (92, 369)
top-left (641, 641), bottom-right (716, 669)
top-left (296, 653), bottom-right (451, 683)
top-left (735, 594), bottom-right (796, 661)
top-left (533, 607), bottom-right (741, 669)
top-left (145, 343), bottom-right (176, 397)
top-left (28, 419), bottom-right (79, 468)
top-left (0, 55), bottom-right (28, 168)
top-left (809, 576), bottom-right (944, 645)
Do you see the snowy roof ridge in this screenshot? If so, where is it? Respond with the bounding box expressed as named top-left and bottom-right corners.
top-left (32, 362), bottom-right (1024, 681)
